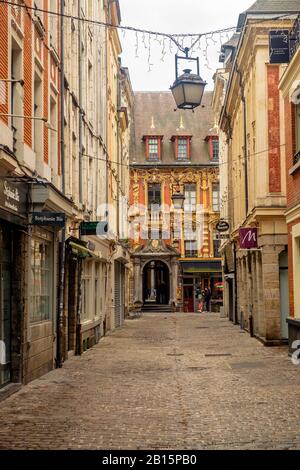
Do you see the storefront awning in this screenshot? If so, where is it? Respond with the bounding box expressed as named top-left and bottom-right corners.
top-left (181, 260), bottom-right (222, 274)
top-left (69, 241), bottom-right (95, 259)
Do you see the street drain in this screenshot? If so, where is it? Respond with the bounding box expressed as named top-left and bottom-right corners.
top-left (205, 353), bottom-right (232, 357)
top-left (167, 353), bottom-right (184, 357)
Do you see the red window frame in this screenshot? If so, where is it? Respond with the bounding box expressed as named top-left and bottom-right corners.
top-left (144, 136), bottom-right (163, 161)
top-left (173, 136), bottom-right (191, 160)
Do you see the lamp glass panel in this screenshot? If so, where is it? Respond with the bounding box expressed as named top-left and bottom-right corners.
top-left (171, 83), bottom-right (185, 107)
top-left (183, 82), bottom-right (205, 106)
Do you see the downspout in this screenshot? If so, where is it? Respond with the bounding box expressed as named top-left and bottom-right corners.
top-left (78, 0), bottom-right (83, 204)
top-left (236, 66), bottom-right (249, 216)
top-left (105, 15), bottom-right (109, 221)
top-left (57, 0), bottom-right (66, 368)
top-left (116, 67), bottom-right (121, 239)
top-left (76, 0), bottom-right (83, 354)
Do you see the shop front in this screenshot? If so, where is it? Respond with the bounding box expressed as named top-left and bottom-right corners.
top-left (25, 183), bottom-right (73, 383)
top-left (0, 177), bottom-right (27, 392)
top-left (181, 260), bottom-right (223, 313)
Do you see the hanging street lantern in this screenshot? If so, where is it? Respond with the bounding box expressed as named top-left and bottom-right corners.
top-left (170, 47), bottom-right (207, 111)
top-left (172, 183), bottom-right (185, 210)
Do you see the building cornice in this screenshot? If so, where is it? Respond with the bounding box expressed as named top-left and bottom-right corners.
top-left (130, 164), bottom-right (219, 169)
top-left (285, 203), bottom-right (300, 224)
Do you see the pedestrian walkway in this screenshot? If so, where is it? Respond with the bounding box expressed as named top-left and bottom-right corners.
top-left (0, 313), bottom-right (299, 450)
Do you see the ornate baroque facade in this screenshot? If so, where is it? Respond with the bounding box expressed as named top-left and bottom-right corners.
top-left (129, 92), bottom-right (222, 313)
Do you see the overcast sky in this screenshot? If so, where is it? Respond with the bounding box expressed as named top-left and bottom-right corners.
top-left (120, 0), bottom-right (253, 91)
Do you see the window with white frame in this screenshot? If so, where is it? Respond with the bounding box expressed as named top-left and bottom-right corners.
top-left (148, 138), bottom-right (159, 160)
top-left (94, 263), bottom-right (100, 319)
top-left (184, 184), bottom-right (196, 212)
top-left (178, 138), bottom-right (188, 160)
top-left (30, 238), bottom-right (51, 323)
top-left (212, 140), bottom-right (219, 161)
top-left (82, 262), bottom-right (92, 322)
top-left (184, 240), bottom-right (198, 258)
top-left (212, 183), bottom-right (220, 212)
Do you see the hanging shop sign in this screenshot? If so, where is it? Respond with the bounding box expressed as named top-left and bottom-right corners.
top-left (216, 220), bottom-right (230, 233)
top-left (80, 221), bottom-right (108, 236)
top-left (239, 228), bottom-right (258, 250)
top-left (214, 233), bottom-right (230, 241)
top-left (269, 30), bottom-right (290, 64)
top-left (0, 179), bottom-right (27, 217)
top-left (31, 212), bottom-right (66, 227)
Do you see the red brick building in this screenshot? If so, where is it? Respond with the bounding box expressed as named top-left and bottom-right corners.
top-left (280, 14), bottom-right (300, 352)
top-left (0, 0), bottom-right (68, 391)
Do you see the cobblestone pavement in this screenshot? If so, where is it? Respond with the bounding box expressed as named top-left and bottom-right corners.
top-left (0, 313), bottom-right (300, 450)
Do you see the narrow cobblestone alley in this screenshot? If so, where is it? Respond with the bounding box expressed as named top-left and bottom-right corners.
top-left (0, 313), bottom-right (300, 450)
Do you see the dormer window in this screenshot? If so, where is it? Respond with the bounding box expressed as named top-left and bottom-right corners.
top-left (178, 138), bottom-right (188, 160)
top-left (171, 135), bottom-right (192, 161)
top-left (205, 135), bottom-right (219, 162)
top-left (143, 135), bottom-right (163, 162)
top-left (212, 140), bottom-right (219, 161)
top-left (149, 138), bottom-right (159, 159)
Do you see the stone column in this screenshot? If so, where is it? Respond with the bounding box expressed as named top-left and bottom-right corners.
top-left (261, 244), bottom-right (286, 341)
top-left (170, 260), bottom-right (178, 307)
top-left (134, 258), bottom-right (142, 304)
top-left (252, 252), bottom-right (258, 335)
top-left (256, 250), bottom-right (265, 338)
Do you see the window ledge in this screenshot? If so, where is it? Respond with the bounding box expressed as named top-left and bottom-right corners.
top-left (50, 44), bottom-right (60, 65)
top-left (33, 16), bottom-right (45, 38)
top-left (289, 158), bottom-right (300, 175)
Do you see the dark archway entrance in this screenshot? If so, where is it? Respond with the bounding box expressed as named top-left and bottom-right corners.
top-left (143, 261), bottom-right (170, 306)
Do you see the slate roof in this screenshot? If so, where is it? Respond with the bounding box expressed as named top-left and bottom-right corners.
top-left (237, 0), bottom-right (300, 29)
top-left (246, 0), bottom-right (300, 12)
top-left (131, 91), bottom-right (215, 166)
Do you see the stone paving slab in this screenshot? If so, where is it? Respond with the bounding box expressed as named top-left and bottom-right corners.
top-left (0, 313), bottom-right (299, 450)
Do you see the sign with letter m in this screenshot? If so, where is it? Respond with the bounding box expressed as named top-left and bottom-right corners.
top-left (239, 228), bottom-right (258, 249)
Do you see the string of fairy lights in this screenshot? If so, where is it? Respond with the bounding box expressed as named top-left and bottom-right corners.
top-left (0, 0), bottom-right (295, 210)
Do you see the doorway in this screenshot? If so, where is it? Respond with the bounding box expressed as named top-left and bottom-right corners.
top-left (183, 285), bottom-right (194, 312)
top-left (0, 225), bottom-right (12, 388)
top-left (143, 261), bottom-right (170, 305)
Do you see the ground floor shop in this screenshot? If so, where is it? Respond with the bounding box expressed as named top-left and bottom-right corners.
top-left (286, 210), bottom-right (300, 354)
top-left (181, 261), bottom-right (223, 313)
top-left (222, 214), bottom-right (289, 345)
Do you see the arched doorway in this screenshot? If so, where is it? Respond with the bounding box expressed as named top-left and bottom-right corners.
top-left (143, 261), bottom-right (170, 306)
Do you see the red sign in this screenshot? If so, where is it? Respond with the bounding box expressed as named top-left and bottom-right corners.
top-left (239, 228), bottom-right (258, 249)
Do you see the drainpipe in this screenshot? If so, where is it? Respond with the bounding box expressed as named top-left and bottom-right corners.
top-left (236, 66), bottom-right (249, 216)
top-left (78, 0), bottom-right (83, 204)
top-left (57, 0), bottom-right (66, 368)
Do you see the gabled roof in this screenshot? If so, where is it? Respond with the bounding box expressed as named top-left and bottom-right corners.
top-left (132, 91), bottom-right (215, 165)
top-left (237, 0), bottom-right (300, 29)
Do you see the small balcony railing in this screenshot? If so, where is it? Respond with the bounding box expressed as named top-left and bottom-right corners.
top-left (293, 150), bottom-right (300, 166)
top-left (12, 125), bottom-right (17, 154)
top-left (290, 14), bottom-right (300, 60)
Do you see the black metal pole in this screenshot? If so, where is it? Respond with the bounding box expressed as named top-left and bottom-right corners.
top-left (233, 240), bottom-right (238, 325)
top-left (57, 0), bottom-right (66, 368)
